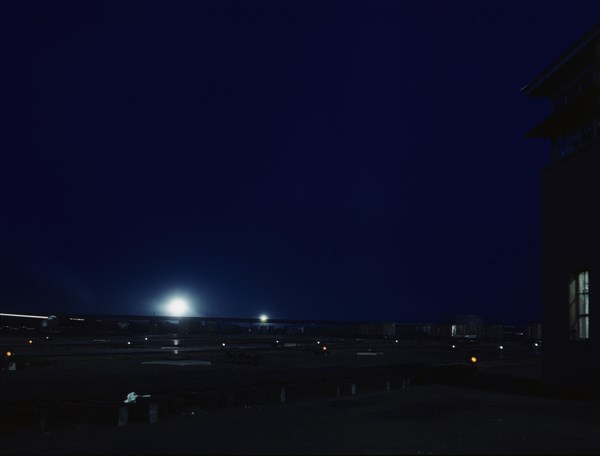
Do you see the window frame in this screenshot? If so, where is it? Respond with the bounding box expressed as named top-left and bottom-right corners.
top-left (569, 271), bottom-right (590, 340)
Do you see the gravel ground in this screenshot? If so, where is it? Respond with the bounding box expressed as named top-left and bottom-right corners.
top-left (4, 338), bottom-right (594, 454)
top-left (3, 380), bottom-right (600, 455)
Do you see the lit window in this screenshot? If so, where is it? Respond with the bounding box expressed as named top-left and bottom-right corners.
top-left (569, 271), bottom-right (589, 339)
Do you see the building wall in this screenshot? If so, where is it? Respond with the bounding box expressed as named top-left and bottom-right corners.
top-left (484, 324), bottom-right (504, 341)
top-left (541, 140), bottom-right (600, 390)
top-left (330, 322), bottom-right (395, 338)
top-left (526, 322), bottom-right (542, 340)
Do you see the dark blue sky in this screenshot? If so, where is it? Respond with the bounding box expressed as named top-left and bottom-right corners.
top-left (1, 1), bottom-right (599, 324)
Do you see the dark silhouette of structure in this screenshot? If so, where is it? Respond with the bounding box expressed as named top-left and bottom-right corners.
top-left (523, 23), bottom-right (600, 391)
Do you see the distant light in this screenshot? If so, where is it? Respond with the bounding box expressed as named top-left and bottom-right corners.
top-left (6, 351), bottom-right (12, 357)
top-left (167, 297), bottom-right (189, 317)
top-left (69, 317), bottom-right (85, 322)
top-left (451, 344), bottom-right (456, 349)
top-left (144, 337), bottom-right (148, 341)
top-left (498, 345), bottom-right (504, 350)
top-left (127, 341), bottom-right (131, 345)
top-left (27, 339), bottom-right (33, 344)
top-left (259, 314), bottom-right (268, 323)
top-left (395, 339), bottom-right (399, 343)
top-left (317, 341), bottom-right (320, 345)
top-left (534, 343), bottom-right (539, 347)
top-left (0, 312), bottom-right (49, 320)
top-left (222, 342), bottom-right (226, 347)
top-left (470, 356), bottom-right (477, 363)
top-left (322, 346), bottom-right (327, 351)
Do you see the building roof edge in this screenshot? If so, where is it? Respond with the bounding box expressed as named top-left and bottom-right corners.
top-left (522, 22), bottom-right (600, 96)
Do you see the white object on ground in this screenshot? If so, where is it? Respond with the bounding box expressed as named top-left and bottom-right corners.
top-left (124, 392), bottom-right (138, 403)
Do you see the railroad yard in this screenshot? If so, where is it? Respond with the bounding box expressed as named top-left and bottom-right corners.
top-left (1, 334), bottom-right (598, 454)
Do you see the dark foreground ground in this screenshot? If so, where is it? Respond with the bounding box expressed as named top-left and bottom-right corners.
top-left (1, 335), bottom-right (598, 454)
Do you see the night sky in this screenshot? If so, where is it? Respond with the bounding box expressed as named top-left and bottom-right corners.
top-left (2, 1), bottom-right (600, 324)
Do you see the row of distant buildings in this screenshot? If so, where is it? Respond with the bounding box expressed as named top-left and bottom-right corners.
top-left (299, 315), bottom-right (541, 341)
top-left (2, 312), bottom-right (540, 342)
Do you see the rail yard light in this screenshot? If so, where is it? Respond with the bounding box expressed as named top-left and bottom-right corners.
top-left (167, 297), bottom-right (189, 317)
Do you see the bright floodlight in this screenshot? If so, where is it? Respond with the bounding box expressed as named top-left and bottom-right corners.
top-left (167, 297), bottom-right (189, 317)
top-left (259, 314), bottom-right (268, 323)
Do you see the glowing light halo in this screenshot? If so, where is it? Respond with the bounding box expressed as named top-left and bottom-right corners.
top-left (167, 296), bottom-right (189, 317)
